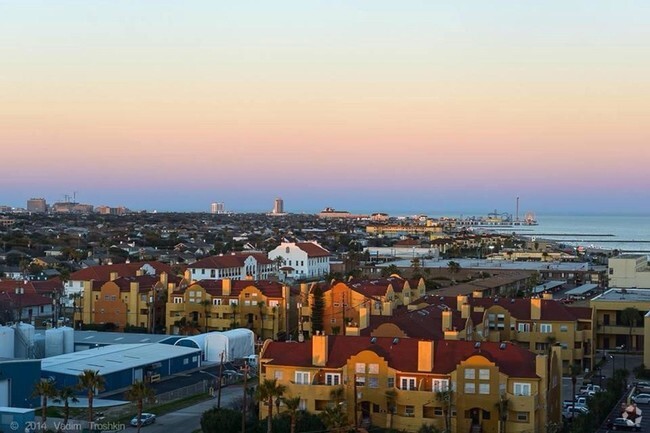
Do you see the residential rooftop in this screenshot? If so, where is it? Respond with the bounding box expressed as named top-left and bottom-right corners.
top-left (591, 287), bottom-right (650, 303)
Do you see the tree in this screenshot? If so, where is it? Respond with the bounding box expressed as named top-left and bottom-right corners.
top-left (496, 393), bottom-right (509, 433)
top-left (381, 264), bottom-right (400, 278)
top-left (77, 369), bottom-right (105, 425)
top-left (410, 257), bottom-right (423, 279)
top-left (200, 408), bottom-right (241, 433)
top-left (200, 299), bottom-right (212, 333)
top-left (282, 396), bottom-right (301, 433)
top-left (125, 380), bottom-right (156, 433)
top-left (447, 261), bottom-right (461, 274)
top-left (32, 378), bottom-right (57, 426)
top-left (258, 378), bottom-right (287, 433)
top-left (385, 388), bottom-right (397, 431)
top-left (54, 386), bottom-right (79, 430)
top-left (435, 388), bottom-right (454, 433)
top-left (311, 285), bottom-right (325, 334)
top-left (621, 307), bottom-right (641, 358)
top-left (569, 363), bottom-right (582, 417)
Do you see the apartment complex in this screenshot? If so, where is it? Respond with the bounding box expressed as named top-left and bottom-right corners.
top-left (165, 278), bottom-right (296, 339)
top-left (260, 334), bottom-right (562, 433)
top-left (608, 255), bottom-right (650, 288)
top-left (590, 287), bottom-right (650, 352)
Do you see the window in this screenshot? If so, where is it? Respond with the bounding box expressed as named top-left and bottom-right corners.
top-left (514, 383), bottom-right (531, 396)
top-left (368, 363), bottom-right (379, 374)
top-left (401, 377), bottom-right (416, 390)
top-left (229, 299), bottom-right (238, 305)
top-left (405, 406), bottom-right (414, 417)
top-left (269, 300), bottom-right (279, 308)
top-left (299, 399), bottom-right (307, 410)
top-left (464, 383), bottom-right (476, 394)
top-left (355, 376), bottom-right (365, 387)
top-left (479, 369), bottom-right (490, 380)
top-left (174, 297), bottom-right (183, 303)
top-left (516, 412), bottom-right (529, 422)
top-left (479, 383), bottom-right (490, 394)
top-left (464, 369), bottom-right (475, 380)
top-left (325, 373), bottom-right (341, 386)
top-left (560, 325), bottom-right (568, 332)
top-left (368, 377), bottom-right (379, 388)
top-left (540, 324), bottom-right (552, 333)
top-left (434, 407), bottom-right (443, 416)
top-left (433, 379), bottom-right (449, 392)
top-left (387, 377), bottom-right (395, 388)
top-left (295, 371), bottom-right (310, 385)
top-left (274, 371), bottom-right (283, 380)
top-left (213, 298), bottom-right (222, 305)
top-left (355, 363), bottom-right (366, 374)
top-left (518, 323), bottom-right (530, 332)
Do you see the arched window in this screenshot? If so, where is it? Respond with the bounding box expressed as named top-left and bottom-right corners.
top-left (285, 247), bottom-right (290, 254)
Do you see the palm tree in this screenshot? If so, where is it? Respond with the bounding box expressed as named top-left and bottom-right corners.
top-left (385, 388), bottom-right (397, 431)
top-left (54, 386), bottom-right (79, 430)
top-left (496, 393), bottom-right (509, 433)
top-left (200, 299), bottom-right (211, 333)
top-left (447, 261), bottom-right (461, 274)
top-left (569, 363), bottom-right (582, 416)
top-left (258, 301), bottom-right (266, 337)
top-left (282, 396), bottom-right (301, 433)
top-left (320, 405), bottom-right (348, 433)
top-left (32, 379), bottom-right (57, 427)
top-left (621, 307), bottom-right (641, 367)
top-left (77, 369), bottom-right (105, 425)
top-left (435, 388), bottom-right (454, 433)
top-left (125, 380), bottom-right (156, 433)
top-left (258, 378), bottom-right (287, 433)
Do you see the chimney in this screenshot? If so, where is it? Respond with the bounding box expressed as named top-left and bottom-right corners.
top-left (312, 333), bottom-right (328, 367)
top-left (222, 278), bottom-right (232, 297)
top-left (417, 340), bottom-right (434, 372)
top-left (136, 269), bottom-right (144, 277)
top-left (300, 283), bottom-right (309, 298)
top-left (159, 272), bottom-right (168, 287)
top-left (109, 272), bottom-right (119, 281)
top-left (456, 295), bottom-right (468, 311)
top-left (461, 303), bottom-right (471, 319)
top-left (472, 290), bottom-right (483, 298)
top-left (184, 269), bottom-right (192, 282)
top-left (542, 293), bottom-right (553, 300)
top-left (531, 297), bottom-right (542, 320)
top-left (442, 309), bottom-right (453, 331)
top-left (359, 306), bottom-right (369, 330)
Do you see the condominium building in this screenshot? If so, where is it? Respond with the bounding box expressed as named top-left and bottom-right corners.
top-left (272, 198), bottom-right (284, 214)
top-left (165, 278), bottom-right (297, 339)
top-left (26, 198), bottom-right (47, 213)
top-left (260, 334), bottom-right (562, 433)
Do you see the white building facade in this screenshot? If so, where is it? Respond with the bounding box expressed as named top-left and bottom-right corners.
top-left (187, 253), bottom-right (277, 281)
top-left (268, 242), bottom-right (330, 280)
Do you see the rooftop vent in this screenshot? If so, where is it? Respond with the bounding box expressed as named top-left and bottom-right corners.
top-left (392, 337), bottom-right (400, 345)
top-left (499, 343), bottom-right (507, 350)
top-left (370, 337), bottom-right (377, 344)
top-left (474, 342), bottom-right (481, 349)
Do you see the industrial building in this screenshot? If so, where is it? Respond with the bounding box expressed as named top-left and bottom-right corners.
top-left (41, 343), bottom-right (201, 394)
top-left (0, 357), bottom-right (41, 407)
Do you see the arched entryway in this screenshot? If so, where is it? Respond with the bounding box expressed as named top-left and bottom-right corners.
top-left (466, 407), bottom-right (492, 433)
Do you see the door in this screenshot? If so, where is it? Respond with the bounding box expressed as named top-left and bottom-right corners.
top-left (134, 368), bottom-right (143, 382)
top-left (0, 379), bottom-right (9, 406)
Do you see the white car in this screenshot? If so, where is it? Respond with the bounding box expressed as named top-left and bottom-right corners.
top-left (130, 413), bottom-right (156, 427)
top-left (632, 393), bottom-right (650, 404)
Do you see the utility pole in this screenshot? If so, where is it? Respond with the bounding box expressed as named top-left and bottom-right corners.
top-left (217, 351), bottom-right (224, 409)
top-left (241, 362), bottom-right (249, 433)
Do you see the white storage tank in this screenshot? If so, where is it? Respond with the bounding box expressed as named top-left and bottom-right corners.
top-left (45, 328), bottom-right (64, 357)
top-left (61, 326), bottom-right (74, 354)
top-left (13, 322), bottom-right (35, 358)
top-left (0, 326), bottom-right (15, 358)
top-left (204, 333), bottom-right (228, 363)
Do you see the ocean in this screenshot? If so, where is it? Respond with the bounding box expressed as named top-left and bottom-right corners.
top-left (488, 214), bottom-right (650, 254)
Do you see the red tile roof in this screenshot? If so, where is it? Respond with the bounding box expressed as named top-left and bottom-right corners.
top-left (295, 242), bottom-right (330, 258)
top-left (174, 279), bottom-right (295, 298)
top-left (262, 336), bottom-right (538, 378)
top-left (0, 279), bottom-right (63, 296)
top-left (188, 253), bottom-right (273, 269)
top-left (70, 262), bottom-right (172, 281)
top-left (0, 291), bottom-right (55, 307)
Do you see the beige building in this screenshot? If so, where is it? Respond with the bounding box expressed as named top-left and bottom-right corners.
top-left (260, 335), bottom-right (562, 433)
top-left (608, 255), bottom-right (650, 288)
top-left (590, 287), bottom-right (650, 352)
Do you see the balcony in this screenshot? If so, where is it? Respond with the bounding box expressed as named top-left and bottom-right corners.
top-left (506, 392), bottom-right (538, 413)
top-left (599, 325), bottom-right (644, 336)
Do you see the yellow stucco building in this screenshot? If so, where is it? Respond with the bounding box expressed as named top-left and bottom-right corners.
top-left (260, 335), bottom-right (562, 433)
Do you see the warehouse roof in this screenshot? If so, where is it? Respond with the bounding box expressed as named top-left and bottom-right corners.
top-left (71, 331), bottom-right (180, 346)
top-left (41, 343), bottom-right (200, 376)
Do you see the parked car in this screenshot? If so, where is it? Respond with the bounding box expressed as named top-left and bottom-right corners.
top-left (632, 393), bottom-right (650, 404)
top-left (635, 381), bottom-right (650, 393)
top-left (130, 413), bottom-right (156, 427)
top-left (562, 406), bottom-right (588, 420)
top-left (606, 417), bottom-right (641, 431)
top-left (579, 384), bottom-right (601, 394)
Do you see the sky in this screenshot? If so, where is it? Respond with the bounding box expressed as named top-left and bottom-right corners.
top-left (1, 1), bottom-right (650, 214)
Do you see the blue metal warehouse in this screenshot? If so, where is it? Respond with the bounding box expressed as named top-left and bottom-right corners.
top-left (41, 343), bottom-right (201, 394)
top-left (0, 358), bottom-right (41, 408)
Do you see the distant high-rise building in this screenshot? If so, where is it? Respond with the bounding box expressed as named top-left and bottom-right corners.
top-left (272, 198), bottom-right (284, 214)
top-left (211, 202), bottom-right (225, 214)
top-left (27, 198), bottom-right (47, 213)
